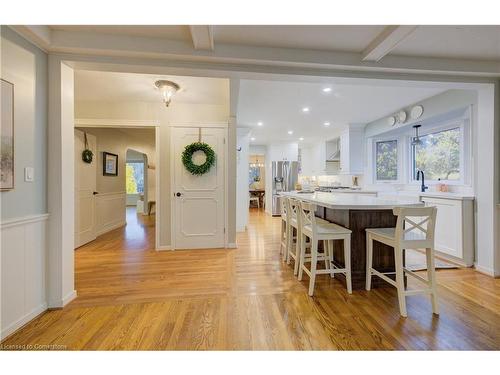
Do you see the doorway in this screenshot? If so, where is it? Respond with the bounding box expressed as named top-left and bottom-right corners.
top-left (249, 154), bottom-right (265, 211)
top-left (74, 126), bottom-right (158, 249)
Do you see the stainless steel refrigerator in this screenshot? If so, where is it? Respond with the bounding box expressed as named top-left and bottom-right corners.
top-left (271, 161), bottom-right (299, 216)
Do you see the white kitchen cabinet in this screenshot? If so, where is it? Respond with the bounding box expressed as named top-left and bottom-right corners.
top-left (300, 141), bottom-right (339, 176)
top-left (339, 126), bottom-right (364, 175)
top-left (421, 196), bottom-right (474, 266)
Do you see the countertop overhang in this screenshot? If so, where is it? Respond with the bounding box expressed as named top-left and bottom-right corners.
top-left (280, 191), bottom-right (424, 210)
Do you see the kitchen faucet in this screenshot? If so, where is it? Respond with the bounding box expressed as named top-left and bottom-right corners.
top-left (416, 169), bottom-right (428, 192)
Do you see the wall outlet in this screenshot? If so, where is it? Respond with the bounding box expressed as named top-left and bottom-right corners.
top-left (24, 167), bottom-right (34, 182)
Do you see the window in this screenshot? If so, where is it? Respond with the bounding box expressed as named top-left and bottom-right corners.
top-left (375, 140), bottom-right (398, 181)
top-left (412, 127), bottom-right (461, 182)
top-left (126, 162), bottom-right (144, 194)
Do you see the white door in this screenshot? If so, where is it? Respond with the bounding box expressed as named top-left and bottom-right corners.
top-left (172, 126), bottom-right (225, 249)
top-left (74, 130), bottom-right (97, 248)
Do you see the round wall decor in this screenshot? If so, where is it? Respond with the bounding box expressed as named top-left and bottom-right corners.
top-left (411, 105), bottom-right (424, 119)
top-left (387, 116), bottom-right (396, 126)
top-left (182, 142), bottom-right (216, 175)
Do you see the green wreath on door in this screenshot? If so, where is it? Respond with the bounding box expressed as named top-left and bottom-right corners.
top-left (181, 142), bottom-right (216, 175)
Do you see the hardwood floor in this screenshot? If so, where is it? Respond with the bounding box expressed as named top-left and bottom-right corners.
top-left (1, 207), bottom-right (499, 350)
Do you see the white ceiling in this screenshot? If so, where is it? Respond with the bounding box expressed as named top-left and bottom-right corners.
top-left (51, 25), bottom-right (191, 40)
top-left (391, 26), bottom-right (500, 61)
top-left (213, 26), bottom-right (386, 52)
top-left (74, 70), bottom-right (229, 105)
top-left (237, 79), bottom-right (447, 145)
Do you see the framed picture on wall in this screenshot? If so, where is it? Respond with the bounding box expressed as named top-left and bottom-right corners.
top-left (103, 152), bottom-right (118, 176)
top-left (1, 79), bottom-right (15, 191)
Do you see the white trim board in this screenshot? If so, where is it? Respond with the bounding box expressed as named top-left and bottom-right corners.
top-left (0, 213), bottom-right (49, 229)
top-left (75, 118), bottom-right (159, 128)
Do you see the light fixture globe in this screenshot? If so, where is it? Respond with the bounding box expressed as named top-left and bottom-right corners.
top-left (155, 80), bottom-right (180, 107)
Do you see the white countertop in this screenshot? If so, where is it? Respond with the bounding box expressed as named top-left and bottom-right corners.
top-left (377, 190), bottom-right (475, 201)
top-left (281, 191), bottom-right (424, 210)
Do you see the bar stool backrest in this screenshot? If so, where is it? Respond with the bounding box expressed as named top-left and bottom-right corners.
top-left (299, 200), bottom-right (317, 234)
top-left (288, 198), bottom-right (299, 221)
top-left (393, 206), bottom-right (437, 249)
top-left (280, 196), bottom-right (288, 220)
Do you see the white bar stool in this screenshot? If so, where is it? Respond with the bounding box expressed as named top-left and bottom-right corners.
top-left (297, 201), bottom-right (352, 296)
top-left (285, 198), bottom-right (304, 275)
top-left (279, 196), bottom-right (289, 261)
top-left (365, 206), bottom-right (439, 317)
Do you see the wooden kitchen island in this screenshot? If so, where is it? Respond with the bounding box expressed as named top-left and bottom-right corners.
top-left (281, 192), bottom-right (423, 290)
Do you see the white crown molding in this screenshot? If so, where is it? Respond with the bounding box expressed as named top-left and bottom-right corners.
top-left (74, 118), bottom-right (160, 128)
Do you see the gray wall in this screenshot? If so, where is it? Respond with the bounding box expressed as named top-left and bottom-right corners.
top-left (1, 26), bottom-right (47, 220)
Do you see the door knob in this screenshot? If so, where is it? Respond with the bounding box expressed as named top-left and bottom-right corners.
top-left (93, 191), bottom-right (99, 195)
top-left (176, 192), bottom-right (182, 197)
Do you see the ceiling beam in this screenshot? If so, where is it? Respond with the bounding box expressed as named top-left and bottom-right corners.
top-left (10, 25), bottom-right (52, 51)
top-left (362, 26), bottom-right (418, 62)
top-left (28, 28), bottom-right (500, 78)
top-left (188, 25), bottom-right (214, 51)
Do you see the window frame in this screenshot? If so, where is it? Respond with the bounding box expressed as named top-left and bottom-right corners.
top-left (408, 117), bottom-right (469, 186)
top-left (373, 137), bottom-right (403, 184)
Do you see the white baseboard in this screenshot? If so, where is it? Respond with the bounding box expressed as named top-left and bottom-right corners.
top-left (49, 290), bottom-right (77, 309)
top-left (156, 245), bottom-right (172, 251)
top-left (95, 220), bottom-right (126, 237)
top-left (1, 303), bottom-right (47, 341)
top-left (474, 263), bottom-right (496, 277)
top-left (227, 243), bottom-right (237, 249)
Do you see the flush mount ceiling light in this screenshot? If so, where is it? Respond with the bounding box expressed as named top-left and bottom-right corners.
top-left (323, 121), bottom-right (331, 127)
top-left (155, 80), bottom-right (180, 107)
top-left (257, 121), bottom-right (263, 126)
top-left (288, 130), bottom-right (294, 135)
top-left (250, 137), bottom-right (256, 141)
top-left (322, 87), bottom-right (332, 93)
top-left (299, 137), bottom-right (304, 141)
top-left (302, 107), bottom-right (310, 113)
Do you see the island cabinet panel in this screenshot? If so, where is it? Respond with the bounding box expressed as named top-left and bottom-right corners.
top-left (317, 207), bottom-right (401, 290)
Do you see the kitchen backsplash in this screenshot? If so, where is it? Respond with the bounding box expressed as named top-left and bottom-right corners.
top-left (299, 174), bottom-right (365, 188)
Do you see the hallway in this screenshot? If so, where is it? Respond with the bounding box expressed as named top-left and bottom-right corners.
top-left (2, 210), bottom-right (499, 350)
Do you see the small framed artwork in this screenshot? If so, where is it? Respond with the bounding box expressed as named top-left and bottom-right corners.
top-left (103, 152), bottom-right (118, 176)
top-left (1, 79), bottom-right (15, 191)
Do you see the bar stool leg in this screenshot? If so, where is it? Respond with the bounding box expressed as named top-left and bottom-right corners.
top-left (308, 239), bottom-right (318, 296)
top-left (298, 233), bottom-right (307, 281)
top-left (366, 234), bottom-right (373, 291)
top-left (286, 227), bottom-right (293, 264)
top-left (426, 247), bottom-right (440, 315)
top-left (344, 236), bottom-right (352, 294)
top-left (293, 227), bottom-right (301, 276)
top-left (327, 240), bottom-right (334, 279)
top-left (394, 247), bottom-right (407, 317)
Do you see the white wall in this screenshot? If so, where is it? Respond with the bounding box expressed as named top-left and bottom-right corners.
top-left (75, 100), bottom-right (231, 246)
top-left (1, 27), bottom-right (49, 340)
top-left (236, 129), bottom-right (250, 232)
top-left (0, 26), bottom-right (47, 220)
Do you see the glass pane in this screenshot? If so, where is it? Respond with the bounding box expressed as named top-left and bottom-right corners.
top-left (249, 166), bottom-right (261, 185)
top-left (376, 140), bottom-right (398, 181)
top-left (414, 127), bottom-right (460, 181)
top-left (126, 162), bottom-right (144, 194)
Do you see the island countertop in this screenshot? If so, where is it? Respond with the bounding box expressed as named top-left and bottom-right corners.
top-left (280, 191), bottom-right (424, 210)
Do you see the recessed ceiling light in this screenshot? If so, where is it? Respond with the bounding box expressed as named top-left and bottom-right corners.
top-left (324, 122), bottom-right (331, 127)
top-left (287, 130), bottom-right (294, 135)
top-left (250, 137), bottom-right (256, 141)
top-left (302, 107), bottom-right (310, 113)
top-left (299, 137), bottom-right (304, 141)
top-left (322, 87), bottom-right (332, 93)
top-left (257, 121), bottom-right (263, 126)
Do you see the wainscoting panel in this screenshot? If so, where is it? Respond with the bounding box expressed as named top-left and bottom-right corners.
top-left (1, 214), bottom-right (49, 340)
top-left (95, 192), bottom-right (126, 236)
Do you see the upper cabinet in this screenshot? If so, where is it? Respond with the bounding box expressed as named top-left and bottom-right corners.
top-left (339, 125), bottom-right (365, 175)
top-left (300, 140), bottom-right (340, 176)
